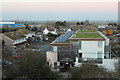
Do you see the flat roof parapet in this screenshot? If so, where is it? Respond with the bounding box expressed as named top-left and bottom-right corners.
top-left (69, 30), bottom-right (105, 41)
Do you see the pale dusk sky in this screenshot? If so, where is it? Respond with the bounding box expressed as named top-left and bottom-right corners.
top-left (1, 2), bottom-right (118, 21)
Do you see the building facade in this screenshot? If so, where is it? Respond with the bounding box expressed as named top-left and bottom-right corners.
top-left (0, 22), bottom-right (25, 28)
top-left (46, 30), bottom-right (118, 72)
top-left (1, 29), bottom-right (31, 57)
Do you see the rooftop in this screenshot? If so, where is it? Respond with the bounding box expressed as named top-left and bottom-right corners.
top-left (50, 30), bottom-right (105, 45)
top-left (0, 22), bottom-right (15, 24)
top-left (50, 40), bottom-right (71, 45)
top-left (50, 31), bottom-right (73, 45)
top-left (71, 30), bottom-right (104, 39)
top-left (4, 29), bottom-right (31, 40)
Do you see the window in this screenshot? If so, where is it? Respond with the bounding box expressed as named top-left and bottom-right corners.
top-left (54, 62), bottom-right (57, 69)
top-left (47, 62), bottom-right (49, 65)
top-left (78, 41), bottom-right (81, 49)
top-left (53, 46), bottom-right (57, 52)
top-left (79, 53), bottom-right (82, 58)
top-left (98, 52), bottom-right (102, 58)
top-left (98, 41), bottom-right (102, 47)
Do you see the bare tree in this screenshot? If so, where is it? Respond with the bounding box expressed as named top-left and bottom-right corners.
top-left (3, 52), bottom-right (58, 79)
top-left (70, 64), bottom-right (118, 79)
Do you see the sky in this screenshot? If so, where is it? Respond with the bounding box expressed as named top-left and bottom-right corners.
top-left (1, 2), bottom-right (118, 21)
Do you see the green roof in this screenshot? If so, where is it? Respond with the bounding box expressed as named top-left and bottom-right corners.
top-left (72, 30), bottom-right (103, 39)
top-left (52, 30), bottom-right (104, 44)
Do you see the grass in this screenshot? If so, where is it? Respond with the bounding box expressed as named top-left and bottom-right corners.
top-left (73, 33), bottom-right (103, 38)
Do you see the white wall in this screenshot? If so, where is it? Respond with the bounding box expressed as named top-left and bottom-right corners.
top-left (46, 51), bottom-right (58, 69)
top-left (13, 38), bottom-right (26, 45)
top-left (79, 41), bottom-right (105, 58)
top-left (75, 57), bottom-right (82, 67)
top-left (75, 57), bottom-right (118, 71)
top-left (0, 22), bottom-right (15, 24)
top-left (25, 33), bottom-right (33, 39)
top-left (43, 28), bottom-right (49, 35)
top-left (99, 59), bottom-right (118, 71)
top-left (53, 46), bottom-right (57, 52)
top-left (98, 31), bottom-right (109, 46)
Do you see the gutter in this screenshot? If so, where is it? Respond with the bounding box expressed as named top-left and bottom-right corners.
top-left (1, 34), bottom-right (14, 41)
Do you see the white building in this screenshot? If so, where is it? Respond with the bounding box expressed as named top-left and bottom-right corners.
top-left (43, 28), bottom-right (49, 35)
top-left (67, 28), bottom-right (72, 32)
top-left (25, 33), bottom-right (35, 39)
top-left (46, 51), bottom-right (58, 71)
top-left (50, 29), bottom-right (57, 35)
top-left (71, 31), bottom-right (118, 71)
top-left (2, 29), bottom-right (31, 56)
top-left (0, 22), bottom-right (25, 28)
top-left (47, 30), bottom-right (118, 71)
top-left (43, 28), bottom-right (57, 35)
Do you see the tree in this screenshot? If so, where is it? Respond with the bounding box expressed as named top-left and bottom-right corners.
top-left (33, 27), bottom-right (37, 31)
top-left (63, 21), bottom-right (67, 27)
top-left (55, 21), bottom-right (61, 26)
top-left (76, 22), bottom-right (80, 25)
top-left (55, 21), bottom-right (61, 30)
top-left (113, 23), bottom-right (117, 26)
top-left (0, 29), bottom-right (1, 33)
top-left (25, 24), bottom-right (29, 30)
top-left (55, 21), bottom-right (67, 27)
top-left (108, 23), bottom-right (117, 26)
top-left (60, 22), bottom-right (64, 26)
top-left (3, 52), bottom-right (58, 79)
top-left (118, 22), bottom-right (120, 30)
top-left (108, 23), bottom-right (112, 26)
top-left (81, 22), bottom-right (84, 25)
top-left (2, 28), bottom-right (6, 33)
top-left (70, 64), bottom-right (118, 79)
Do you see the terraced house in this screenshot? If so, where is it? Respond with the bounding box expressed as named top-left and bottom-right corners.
top-left (1, 29), bottom-right (31, 57)
top-left (46, 30), bottom-right (118, 72)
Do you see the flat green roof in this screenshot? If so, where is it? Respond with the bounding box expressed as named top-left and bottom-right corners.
top-left (72, 30), bottom-right (103, 39)
top-left (52, 30), bottom-right (104, 44)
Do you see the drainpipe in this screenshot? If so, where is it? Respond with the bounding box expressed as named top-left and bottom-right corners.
top-left (110, 51), bottom-right (111, 59)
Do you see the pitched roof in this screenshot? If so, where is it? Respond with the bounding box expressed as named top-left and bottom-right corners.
top-left (4, 29), bottom-right (30, 40)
